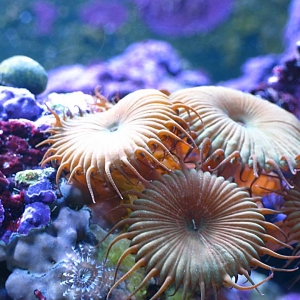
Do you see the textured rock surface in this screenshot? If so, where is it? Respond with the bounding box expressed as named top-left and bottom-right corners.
top-left (5, 207), bottom-right (96, 299)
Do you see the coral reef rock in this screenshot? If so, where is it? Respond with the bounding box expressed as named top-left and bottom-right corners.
top-left (5, 207), bottom-right (97, 300)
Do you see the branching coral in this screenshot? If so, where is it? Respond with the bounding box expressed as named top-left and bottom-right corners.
top-left (38, 89), bottom-right (198, 202)
top-left (170, 86), bottom-right (300, 187)
top-left (103, 167), bottom-right (297, 300)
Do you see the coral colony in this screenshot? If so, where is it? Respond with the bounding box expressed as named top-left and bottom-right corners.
top-left (1, 5), bottom-right (300, 300)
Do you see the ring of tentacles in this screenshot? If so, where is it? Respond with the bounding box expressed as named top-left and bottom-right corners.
top-left (170, 86), bottom-right (300, 186)
top-left (278, 173), bottom-right (300, 252)
top-left (104, 167), bottom-right (298, 300)
top-left (38, 89), bottom-right (198, 202)
top-left (61, 243), bottom-right (113, 299)
top-left (36, 87), bottom-right (300, 298)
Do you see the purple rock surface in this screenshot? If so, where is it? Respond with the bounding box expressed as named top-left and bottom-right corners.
top-left (0, 86), bottom-right (44, 121)
top-left (17, 202), bottom-right (51, 235)
top-left (24, 179), bottom-right (57, 204)
top-left (5, 207), bottom-right (97, 300)
top-left (44, 40), bottom-right (210, 99)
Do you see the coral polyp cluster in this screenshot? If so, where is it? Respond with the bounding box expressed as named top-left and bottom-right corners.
top-left (38, 86), bottom-right (300, 299)
top-left (105, 168), bottom-right (297, 300)
top-left (170, 86), bottom-right (300, 185)
top-left (39, 89), bottom-right (198, 202)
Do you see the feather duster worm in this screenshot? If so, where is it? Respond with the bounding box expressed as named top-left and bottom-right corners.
top-left (104, 168), bottom-right (298, 300)
top-left (170, 86), bottom-right (300, 188)
top-left (279, 173), bottom-right (300, 251)
top-left (38, 89), bottom-right (198, 202)
top-left (61, 243), bottom-right (113, 299)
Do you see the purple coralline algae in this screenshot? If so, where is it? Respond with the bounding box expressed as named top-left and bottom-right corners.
top-left (0, 189), bottom-right (24, 244)
top-left (45, 40), bottom-right (210, 99)
top-left (24, 179), bottom-right (57, 204)
top-left (0, 171), bottom-right (9, 193)
top-left (79, 1), bottom-right (129, 34)
top-left (0, 169), bottom-right (55, 243)
top-left (132, 0), bottom-right (234, 36)
top-left (0, 166), bottom-right (57, 243)
top-left (17, 202), bottom-right (50, 235)
top-left (4, 207), bottom-right (103, 300)
top-left (45, 64), bottom-right (94, 93)
top-left (0, 120), bottom-right (50, 243)
top-left (0, 119), bottom-right (48, 177)
top-left (3, 95), bottom-right (43, 121)
top-left (0, 86), bottom-right (44, 121)
top-left (0, 200), bottom-right (4, 228)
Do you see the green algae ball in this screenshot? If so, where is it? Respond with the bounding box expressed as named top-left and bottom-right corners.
top-left (0, 55), bottom-right (48, 94)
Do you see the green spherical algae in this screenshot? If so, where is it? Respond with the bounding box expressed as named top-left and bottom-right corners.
top-left (0, 55), bottom-right (48, 94)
